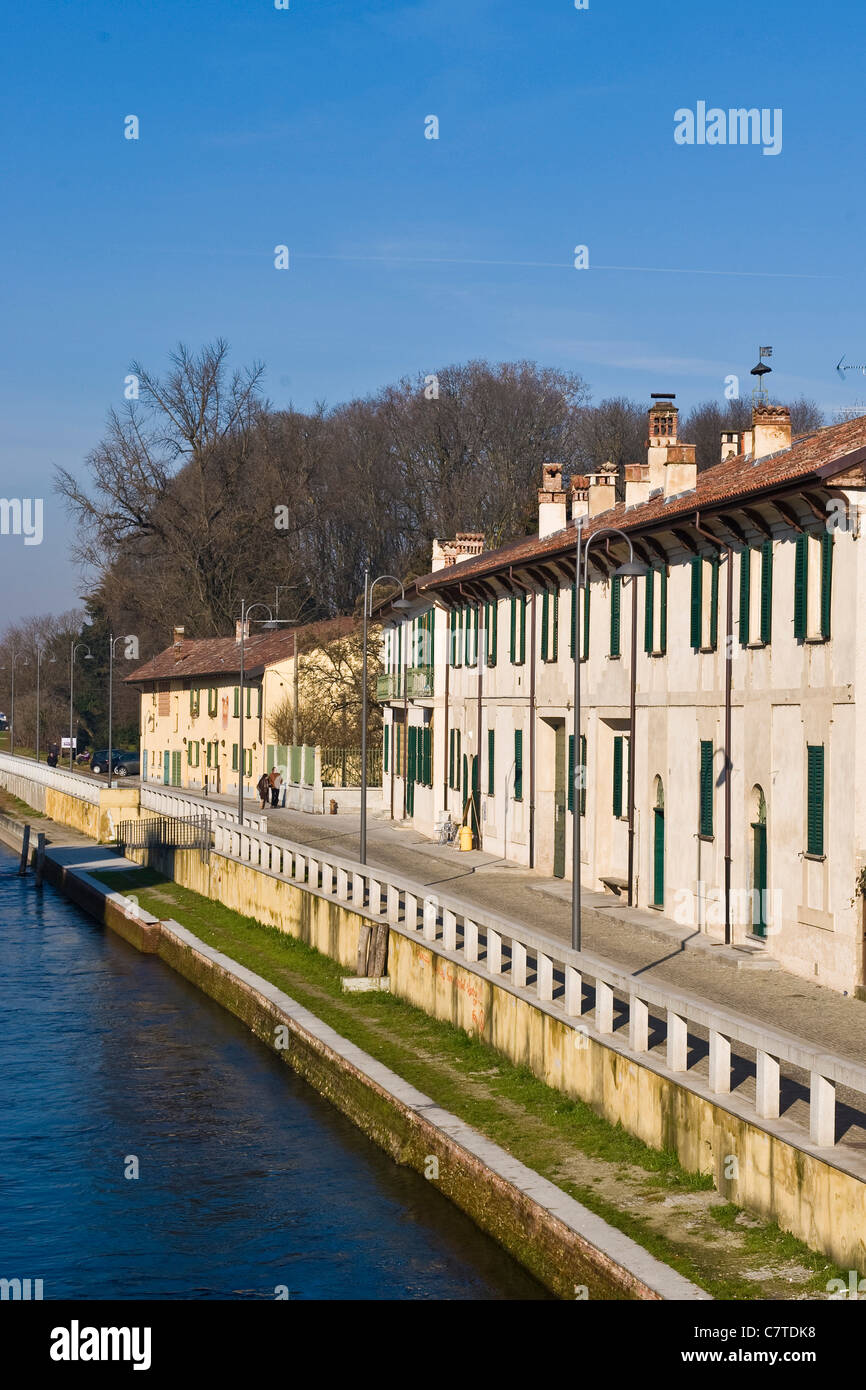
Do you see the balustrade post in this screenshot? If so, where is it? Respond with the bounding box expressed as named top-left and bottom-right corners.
top-left (810, 1072), bottom-right (836, 1147)
top-left (756, 1050), bottom-right (780, 1120)
top-left (629, 995), bottom-right (649, 1052)
top-left (709, 1030), bottom-right (731, 1094)
top-left (666, 1011), bottom-right (688, 1072)
top-left (537, 952), bottom-right (553, 1001)
top-left (595, 979), bottom-right (614, 1034)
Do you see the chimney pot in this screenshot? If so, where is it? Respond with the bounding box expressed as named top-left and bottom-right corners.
top-left (538, 464), bottom-right (568, 537)
top-left (752, 405), bottom-right (791, 460)
top-left (587, 471), bottom-right (616, 518)
top-left (173, 625), bottom-right (185, 647)
top-left (624, 463), bottom-right (651, 508)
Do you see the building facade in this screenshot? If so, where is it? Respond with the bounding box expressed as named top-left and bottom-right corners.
top-left (376, 400), bottom-right (866, 995)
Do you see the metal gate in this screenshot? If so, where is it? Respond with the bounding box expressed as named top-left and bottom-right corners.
top-left (115, 813), bottom-right (211, 862)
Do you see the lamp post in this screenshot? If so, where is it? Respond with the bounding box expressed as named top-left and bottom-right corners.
top-left (69, 642), bottom-right (93, 769)
top-left (106, 634), bottom-right (128, 789)
top-left (1, 651), bottom-right (30, 757)
top-left (33, 646), bottom-right (57, 764)
top-left (360, 572), bottom-right (411, 865)
top-left (572, 519), bottom-right (646, 952)
top-left (236, 602), bottom-right (295, 824)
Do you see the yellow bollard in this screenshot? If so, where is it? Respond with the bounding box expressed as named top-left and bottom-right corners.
top-left (458, 825), bottom-right (474, 852)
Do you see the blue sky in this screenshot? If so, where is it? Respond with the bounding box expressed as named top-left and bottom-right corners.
top-left (2, 0), bottom-right (864, 622)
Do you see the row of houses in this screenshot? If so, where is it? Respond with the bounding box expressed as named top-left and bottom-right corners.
top-left (374, 397), bottom-right (866, 996)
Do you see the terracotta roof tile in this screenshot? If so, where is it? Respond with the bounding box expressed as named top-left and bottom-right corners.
top-left (124, 616), bottom-right (355, 685)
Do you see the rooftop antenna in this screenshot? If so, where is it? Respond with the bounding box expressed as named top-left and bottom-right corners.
top-left (750, 346), bottom-right (773, 404)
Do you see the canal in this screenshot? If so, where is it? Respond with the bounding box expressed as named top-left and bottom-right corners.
top-left (0, 844), bottom-right (547, 1300)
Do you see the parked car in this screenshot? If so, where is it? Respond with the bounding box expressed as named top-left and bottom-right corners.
top-left (89, 748), bottom-right (134, 776)
top-left (111, 752), bottom-right (140, 778)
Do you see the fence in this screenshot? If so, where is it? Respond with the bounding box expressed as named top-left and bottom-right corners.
top-left (209, 819), bottom-right (866, 1161)
top-left (0, 751), bottom-right (101, 806)
top-left (141, 784), bottom-right (267, 831)
top-left (116, 813), bottom-right (211, 861)
top-left (320, 744), bottom-right (382, 788)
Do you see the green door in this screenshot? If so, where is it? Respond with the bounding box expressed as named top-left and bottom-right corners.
top-left (653, 807), bottom-right (665, 907)
top-left (553, 723), bottom-right (566, 879)
top-left (163, 751), bottom-right (170, 785)
top-left (752, 822), bottom-right (767, 937)
top-left (171, 750), bottom-right (182, 786)
top-left (407, 727), bottom-right (416, 816)
top-left (462, 753), bottom-right (479, 839)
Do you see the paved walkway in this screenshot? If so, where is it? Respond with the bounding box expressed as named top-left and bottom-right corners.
top-left (182, 791), bottom-right (866, 1067)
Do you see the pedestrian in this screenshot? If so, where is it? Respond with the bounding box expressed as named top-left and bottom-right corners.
top-left (268, 765), bottom-right (282, 808)
top-left (46, 744), bottom-right (58, 768)
top-left (256, 771), bottom-right (270, 811)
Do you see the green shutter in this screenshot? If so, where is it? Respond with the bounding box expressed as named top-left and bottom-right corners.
top-left (579, 734), bottom-right (587, 816)
top-left (407, 727), bottom-right (417, 786)
top-left (552, 587), bottom-right (559, 661)
top-left (233, 687), bottom-right (240, 717)
top-left (568, 734), bottom-right (574, 812)
top-left (570, 581), bottom-right (576, 658)
top-left (610, 575), bottom-right (621, 657)
top-left (807, 744), bottom-right (825, 855)
top-left (232, 743), bottom-right (238, 770)
top-left (256, 685), bottom-right (262, 717)
top-left (690, 557), bottom-right (702, 648)
top-left (208, 687), bottom-right (218, 717)
top-left (488, 729), bottom-right (495, 795)
top-left (644, 571), bottom-right (654, 653)
top-left (520, 595), bottom-right (526, 662)
top-left (384, 726), bottom-right (389, 773)
top-left (187, 741), bottom-right (193, 766)
top-left (582, 583), bottom-right (590, 660)
top-left (699, 740), bottom-right (714, 837)
top-left (514, 729), bottom-right (523, 801)
top-left (612, 736), bottom-right (623, 818)
top-left (821, 533), bottom-right (833, 638)
top-left (541, 589), bottom-right (550, 661)
top-left (486, 601), bottom-right (498, 666)
top-left (709, 558), bottom-right (719, 651)
top-left (509, 597), bottom-right (516, 663)
top-left (659, 566), bottom-right (668, 653)
top-left (793, 534), bottom-right (808, 640)
top-left (760, 540), bottom-right (773, 644)
top-left (739, 548), bottom-right (751, 645)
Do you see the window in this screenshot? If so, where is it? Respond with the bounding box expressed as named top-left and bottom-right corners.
top-left (233, 687), bottom-right (240, 718)
top-left (208, 687), bottom-right (218, 717)
top-left (806, 744), bottom-right (825, 855)
top-left (232, 743), bottom-right (238, 770)
top-left (421, 724), bottom-right (433, 786)
top-left (466, 605), bottom-right (478, 667)
top-left (189, 688), bottom-right (200, 717)
top-left (608, 733), bottom-right (631, 817)
top-left (450, 609), bottom-right (459, 666)
top-left (244, 749), bottom-right (252, 777)
top-left (572, 582), bottom-right (590, 662)
top-left (485, 601), bottom-right (498, 666)
top-left (514, 729), bottom-right (523, 801)
top-left (579, 734), bottom-right (587, 816)
top-left (699, 740), bottom-right (714, 837)
top-left (690, 556), bottom-right (719, 650)
top-left (541, 587), bottom-right (559, 661)
top-left (487, 729), bottom-right (495, 795)
top-left (510, 595), bottom-right (526, 664)
top-left (610, 575), bottom-right (621, 657)
top-left (741, 542), bottom-right (774, 646)
top-left (449, 729), bottom-right (462, 790)
top-left (794, 533), bottom-right (833, 641)
top-left (384, 726), bottom-right (389, 774)
top-left (644, 567), bottom-right (667, 654)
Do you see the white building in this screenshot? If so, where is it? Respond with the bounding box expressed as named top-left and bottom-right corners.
top-left (376, 397), bottom-right (866, 996)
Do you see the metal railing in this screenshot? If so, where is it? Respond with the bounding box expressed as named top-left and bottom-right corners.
top-left (209, 819), bottom-right (866, 1161)
top-left (320, 745), bottom-right (382, 788)
top-left (141, 784), bottom-right (267, 831)
top-left (116, 813), bottom-right (211, 860)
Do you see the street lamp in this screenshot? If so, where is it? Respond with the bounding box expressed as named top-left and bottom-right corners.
top-left (359, 571), bottom-right (412, 865)
top-left (69, 642), bottom-right (93, 769)
top-left (33, 646), bottom-right (57, 764)
top-left (1, 651), bottom-right (30, 756)
top-left (106, 634), bottom-right (128, 789)
top-left (236, 601), bottom-right (296, 824)
top-left (572, 520), bottom-right (647, 951)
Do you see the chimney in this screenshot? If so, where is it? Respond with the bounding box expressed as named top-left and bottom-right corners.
top-left (587, 469), bottom-right (616, 517)
top-left (624, 463), bottom-right (650, 507)
top-left (537, 463), bottom-right (568, 538)
top-left (720, 430), bottom-right (740, 462)
top-left (235, 619), bottom-right (250, 644)
top-left (570, 474), bottom-right (589, 521)
top-left (663, 443), bottom-right (697, 498)
top-left (431, 532), bottom-right (485, 571)
top-left (752, 404), bottom-right (791, 461)
top-left (172, 625), bottom-right (185, 647)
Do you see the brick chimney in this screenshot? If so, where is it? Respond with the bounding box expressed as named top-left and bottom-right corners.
top-left (752, 404), bottom-right (791, 461)
top-left (537, 463), bottom-right (568, 538)
top-left (587, 469), bottom-right (616, 517)
top-left (624, 463), bottom-right (650, 507)
top-left (663, 443), bottom-right (697, 498)
top-left (571, 475), bottom-right (589, 520)
top-left (646, 396), bottom-right (678, 491)
top-left (431, 533), bottom-right (485, 571)
top-left (235, 620), bottom-right (250, 644)
top-left (720, 430), bottom-right (740, 462)
top-left (172, 625), bottom-right (185, 647)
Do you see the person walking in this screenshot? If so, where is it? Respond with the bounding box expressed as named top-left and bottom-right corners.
top-left (268, 765), bottom-right (282, 808)
top-left (256, 771), bottom-right (270, 811)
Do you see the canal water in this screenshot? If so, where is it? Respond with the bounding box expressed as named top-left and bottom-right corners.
top-left (0, 844), bottom-right (547, 1300)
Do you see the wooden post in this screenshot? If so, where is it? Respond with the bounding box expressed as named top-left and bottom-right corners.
top-left (35, 832), bottom-right (46, 885)
top-left (18, 824), bottom-right (30, 876)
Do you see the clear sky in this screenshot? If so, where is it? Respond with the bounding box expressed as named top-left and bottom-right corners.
top-left (2, 0), bottom-right (864, 622)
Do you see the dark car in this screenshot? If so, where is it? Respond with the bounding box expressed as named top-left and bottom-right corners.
top-left (89, 748), bottom-right (135, 776)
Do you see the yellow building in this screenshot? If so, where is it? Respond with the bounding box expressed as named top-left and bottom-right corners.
top-left (126, 618), bottom-right (353, 800)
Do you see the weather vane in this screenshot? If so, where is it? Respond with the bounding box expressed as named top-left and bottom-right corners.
top-left (750, 346), bottom-right (773, 404)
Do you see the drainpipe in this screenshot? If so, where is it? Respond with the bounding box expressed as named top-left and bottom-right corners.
top-left (627, 572), bottom-right (638, 906)
top-left (509, 568), bottom-right (536, 867)
top-left (693, 513), bottom-right (733, 945)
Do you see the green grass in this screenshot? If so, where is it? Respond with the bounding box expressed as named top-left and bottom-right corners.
top-left (90, 863), bottom-right (847, 1301)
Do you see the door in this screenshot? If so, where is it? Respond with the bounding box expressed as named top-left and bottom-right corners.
top-left (553, 722), bottom-right (566, 879)
top-left (171, 750), bottom-right (182, 786)
top-left (407, 727), bottom-right (417, 816)
top-left (752, 822), bottom-right (767, 937)
top-left (163, 751), bottom-right (170, 785)
top-left (462, 754), bottom-right (479, 839)
top-left (653, 807), bottom-right (665, 907)
top-left (142, 749), bottom-right (148, 781)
